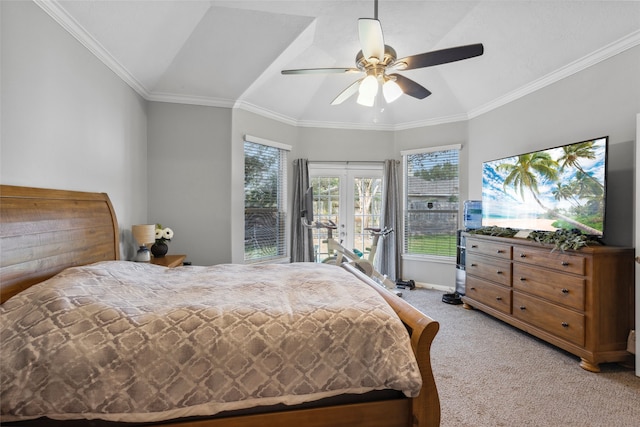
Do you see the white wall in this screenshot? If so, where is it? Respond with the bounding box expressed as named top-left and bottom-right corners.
top-left (147, 102), bottom-right (232, 266)
top-left (0, 1), bottom-right (148, 259)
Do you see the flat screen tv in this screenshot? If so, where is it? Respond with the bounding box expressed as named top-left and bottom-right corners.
top-left (481, 136), bottom-right (608, 237)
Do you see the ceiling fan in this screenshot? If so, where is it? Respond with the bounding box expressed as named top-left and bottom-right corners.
top-left (281, 0), bottom-right (484, 107)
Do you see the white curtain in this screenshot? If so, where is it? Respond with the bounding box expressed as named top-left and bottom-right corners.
top-left (290, 159), bottom-right (314, 262)
top-left (376, 159), bottom-right (402, 281)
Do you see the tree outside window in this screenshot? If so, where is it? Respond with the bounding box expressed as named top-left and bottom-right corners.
top-left (244, 140), bottom-right (287, 262)
top-left (404, 147), bottom-right (459, 258)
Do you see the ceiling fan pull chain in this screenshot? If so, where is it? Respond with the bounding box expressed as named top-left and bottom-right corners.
top-left (374, 0), bottom-right (378, 20)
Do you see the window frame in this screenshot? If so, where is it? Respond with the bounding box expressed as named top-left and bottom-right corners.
top-left (401, 144), bottom-right (461, 261)
top-left (243, 135), bottom-right (291, 264)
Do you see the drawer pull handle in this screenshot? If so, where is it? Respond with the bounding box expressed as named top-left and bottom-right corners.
top-left (561, 288), bottom-right (569, 294)
top-left (520, 253), bottom-right (526, 258)
top-left (471, 245), bottom-right (478, 248)
top-left (561, 322), bottom-right (569, 328)
top-left (519, 306), bottom-right (526, 310)
top-left (497, 250), bottom-right (504, 253)
top-left (561, 261), bottom-right (569, 266)
top-left (496, 297), bottom-right (502, 301)
top-left (519, 277), bottom-right (526, 281)
top-left (471, 263), bottom-right (477, 267)
top-left (470, 287), bottom-right (476, 291)
top-left (496, 270), bottom-right (502, 274)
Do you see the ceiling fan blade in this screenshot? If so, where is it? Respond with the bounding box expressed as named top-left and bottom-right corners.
top-left (396, 43), bottom-right (484, 71)
top-left (330, 78), bottom-right (364, 105)
top-left (358, 18), bottom-right (385, 62)
top-left (282, 67), bottom-right (360, 75)
top-left (390, 74), bottom-right (431, 99)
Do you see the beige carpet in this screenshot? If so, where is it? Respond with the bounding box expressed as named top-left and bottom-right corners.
top-left (401, 288), bottom-right (640, 427)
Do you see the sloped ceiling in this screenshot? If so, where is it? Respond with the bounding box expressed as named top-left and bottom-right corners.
top-left (38, 0), bottom-right (640, 130)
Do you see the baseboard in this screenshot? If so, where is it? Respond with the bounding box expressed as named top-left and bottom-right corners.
top-left (413, 282), bottom-right (453, 293)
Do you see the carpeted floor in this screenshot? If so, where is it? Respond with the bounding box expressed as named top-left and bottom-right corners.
top-left (401, 288), bottom-right (640, 427)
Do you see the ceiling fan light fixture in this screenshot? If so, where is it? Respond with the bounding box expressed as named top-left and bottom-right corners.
top-left (281, 0), bottom-right (483, 108)
top-left (359, 75), bottom-right (379, 98)
top-left (382, 78), bottom-right (402, 103)
top-left (357, 74), bottom-right (379, 106)
top-left (357, 91), bottom-right (376, 107)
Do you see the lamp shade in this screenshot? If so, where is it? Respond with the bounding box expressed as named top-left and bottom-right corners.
top-left (132, 224), bottom-right (156, 246)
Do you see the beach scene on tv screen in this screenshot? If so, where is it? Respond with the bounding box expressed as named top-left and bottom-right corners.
top-left (482, 137), bottom-right (606, 236)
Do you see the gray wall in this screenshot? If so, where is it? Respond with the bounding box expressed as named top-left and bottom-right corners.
top-left (393, 121), bottom-right (470, 285)
top-left (230, 109), bottom-right (301, 263)
top-left (147, 102), bottom-right (232, 266)
top-left (1, 1), bottom-right (148, 259)
top-left (468, 45), bottom-right (639, 248)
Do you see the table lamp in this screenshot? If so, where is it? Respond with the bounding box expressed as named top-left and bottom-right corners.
top-left (132, 224), bottom-right (156, 262)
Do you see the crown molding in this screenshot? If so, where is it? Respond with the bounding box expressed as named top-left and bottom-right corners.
top-left (147, 92), bottom-right (236, 109)
top-left (232, 100), bottom-right (299, 127)
top-left (393, 113), bottom-right (470, 131)
top-left (37, 1), bottom-right (640, 132)
top-left (468, 29), bottom-right (640, 120)
top-left (296, 119), bottom-right (397, 132)
top-left (34, 0), bottom-right (151, 99)
top-left (233, 101), bottom-right (396, 131)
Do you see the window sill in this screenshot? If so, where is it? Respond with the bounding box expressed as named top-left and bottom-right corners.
top-left (402, 254), bottom-right (456, 264)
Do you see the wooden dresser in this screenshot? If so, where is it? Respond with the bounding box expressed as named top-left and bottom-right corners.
top-left (461, 233), bottom-right (634, 372)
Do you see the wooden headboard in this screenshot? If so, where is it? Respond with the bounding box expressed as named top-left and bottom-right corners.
top-left (0, 185), bottom-right (120, 303)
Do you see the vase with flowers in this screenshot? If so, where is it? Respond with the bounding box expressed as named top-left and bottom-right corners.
top-left (151, 224), bottom-right (174, 258)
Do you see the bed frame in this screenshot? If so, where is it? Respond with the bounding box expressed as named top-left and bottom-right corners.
top-left (0, 184), bottom-right (441, 427)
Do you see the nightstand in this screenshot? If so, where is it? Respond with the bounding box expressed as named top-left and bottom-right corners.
top-left (150, 254), bottom-right (186, 268)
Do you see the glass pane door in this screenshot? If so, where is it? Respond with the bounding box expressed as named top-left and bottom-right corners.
top-left (351, 176), bottom-right (383, 258)
top-left (309, 164), bottom-right (382, 263)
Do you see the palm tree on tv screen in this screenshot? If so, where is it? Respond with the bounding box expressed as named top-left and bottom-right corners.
top-left (557, 141), bottom-right (604, 190)
top-left (497, 151), bottom-right (558, 205)
top-left (497, 151), bottom-right (601, 235)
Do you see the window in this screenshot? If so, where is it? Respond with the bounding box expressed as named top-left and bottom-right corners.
top-left (244, 136), bottom-right (290, 262)
top-left (402, 145), bottom-right (460, 258)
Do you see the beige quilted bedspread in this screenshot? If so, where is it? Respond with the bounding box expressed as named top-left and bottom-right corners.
top-left (1, 261), bottom-right (422, 422)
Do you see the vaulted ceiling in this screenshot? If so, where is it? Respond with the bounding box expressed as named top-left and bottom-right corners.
top-left (39, 1), bottom-right (640, 130)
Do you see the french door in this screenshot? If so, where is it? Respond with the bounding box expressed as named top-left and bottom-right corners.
top-left (309, 163), bottom-right (383, 263)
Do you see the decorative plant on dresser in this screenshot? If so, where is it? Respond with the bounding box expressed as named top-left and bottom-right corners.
top-left (461, 231), bottom-right (634, 372)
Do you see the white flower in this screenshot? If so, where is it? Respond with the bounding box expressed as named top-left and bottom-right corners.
top-left (163, 228), bottom-right (174, 240)
top-left (154, 224), bottom-right (173, 243)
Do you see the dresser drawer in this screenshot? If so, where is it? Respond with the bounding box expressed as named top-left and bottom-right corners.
top-left (466, 253), bottom-right (511, 286)
top-left (513, 245), bottom-right (585, 275)
top-left (466, 238), bottom-right (512, 260)
top-left (513, 292), bottom-right (585, 347)
top-left (466, 276), bottom-right (512, 315)
top-left (513, 264), bottom-right (585, 311)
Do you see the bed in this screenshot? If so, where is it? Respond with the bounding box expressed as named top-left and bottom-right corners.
top-left (0, 184), bottom-right (440, 427)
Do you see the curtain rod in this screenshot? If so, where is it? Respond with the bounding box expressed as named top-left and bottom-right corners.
top-left (308, 160), bottom-right (399, 164)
